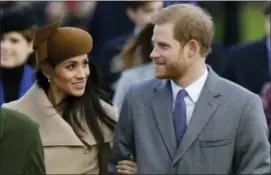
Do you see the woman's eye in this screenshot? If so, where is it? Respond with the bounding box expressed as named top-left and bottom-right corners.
top-left (66, 65), bottom-right (75, 70)
top-left (83, 61), bottom-right (89, 67)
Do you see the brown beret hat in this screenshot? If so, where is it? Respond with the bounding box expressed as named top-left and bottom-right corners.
top-left (33, 19), bottom-right (93, 67)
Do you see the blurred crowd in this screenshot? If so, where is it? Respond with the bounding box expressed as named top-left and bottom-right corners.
top-left (1, 0), bottom-right (270, 116)
top-left (1, 1), bottom-right (270, 113)
top-left (0, 1), bottom-right (271, 174)
top-left (0, 1), bottom-right (270, 127)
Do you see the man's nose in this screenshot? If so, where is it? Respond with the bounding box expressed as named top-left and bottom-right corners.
top-left (150, 48), bottom-right (160, 60)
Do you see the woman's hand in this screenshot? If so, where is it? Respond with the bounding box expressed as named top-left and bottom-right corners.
top-left (116, 159), bottom-right (137, 174)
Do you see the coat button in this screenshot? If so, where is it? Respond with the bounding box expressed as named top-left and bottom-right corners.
top-left (83, 147), bottom-right (90, 154)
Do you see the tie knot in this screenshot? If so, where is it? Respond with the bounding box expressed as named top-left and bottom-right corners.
top-left (177, 89), bottom-right (187, 100)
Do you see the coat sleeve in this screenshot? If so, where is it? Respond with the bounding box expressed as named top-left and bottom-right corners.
top-left (234, 94), bottom-right (270, 173)
top-left (23, 127), bottom-right (46, 175)
top-left (108, 86), bottom-right (135, 173)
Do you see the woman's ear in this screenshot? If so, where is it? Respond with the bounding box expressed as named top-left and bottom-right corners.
top-left (43, 72), bottom-right (51, 81)
top-left (39, 60), bottom-right (55, 81)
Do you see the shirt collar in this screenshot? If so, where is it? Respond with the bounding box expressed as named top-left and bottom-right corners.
top-left (171, 67), bottom-right (208, 103)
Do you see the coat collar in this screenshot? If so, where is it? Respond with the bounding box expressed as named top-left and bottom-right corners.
top-left (0, 65), bottom-right (34, 106)
top-left (4, 83), bottom-right (117, 147)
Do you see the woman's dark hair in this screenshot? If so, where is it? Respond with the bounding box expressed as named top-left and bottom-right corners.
top-left (36, 56), bottom-right (116, 174)
top-left (120, 23), bottom-right (154, 69)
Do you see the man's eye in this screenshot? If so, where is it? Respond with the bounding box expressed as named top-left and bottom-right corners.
top-left (159, 44), bottom-right (168, 49)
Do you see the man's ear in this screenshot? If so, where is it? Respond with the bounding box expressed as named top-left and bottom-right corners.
top-left (184, 39), bottom-right (200, 59)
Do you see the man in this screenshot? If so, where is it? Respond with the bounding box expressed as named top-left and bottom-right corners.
top-left (109, 4), bottom-right (270, 174)
top-left (222, 1), bottom-right (270, 95)
top-left (97, 1), bottom-right (163, 98)
top-left (0, 107), bottom-right (45, 174)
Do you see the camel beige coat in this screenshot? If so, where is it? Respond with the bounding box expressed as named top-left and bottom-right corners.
top-left (2, 83), bottom-right (117, 174)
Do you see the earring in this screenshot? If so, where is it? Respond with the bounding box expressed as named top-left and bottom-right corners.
top-left (48, 78), bottom-right (51, 82)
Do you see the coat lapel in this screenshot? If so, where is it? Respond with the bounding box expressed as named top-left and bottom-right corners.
top-left (150, 80), bottom-right (177, 159)
top-left (11, 84), bottom-right (85, 147)
top-left (172, 67), bottom-right (221, 164)
top-left (3, 83), bottom-right (117, 147)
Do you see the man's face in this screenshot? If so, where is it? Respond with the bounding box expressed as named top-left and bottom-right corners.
top-left (150, 23), bottom-right (191, 80)
top-left (128, 1), bottom-right (163, 28)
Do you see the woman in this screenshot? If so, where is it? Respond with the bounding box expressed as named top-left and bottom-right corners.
top-left (112, 23), bottom-right (155, 112)
top-left (0, 8), bottom-right (38, 106)
top-left (2, 20), bottom-right (136, 174)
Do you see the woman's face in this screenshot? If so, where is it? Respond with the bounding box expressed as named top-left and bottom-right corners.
top-left (1, 32), bottom-right (33, 68)
top-left (50, 54), bottom-right (90, 98)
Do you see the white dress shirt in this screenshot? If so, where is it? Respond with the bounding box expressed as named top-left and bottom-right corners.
top-left (170, 67), bottom-right (208, 126)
